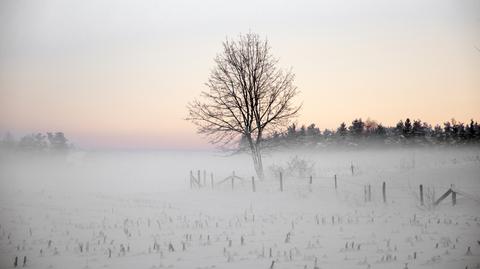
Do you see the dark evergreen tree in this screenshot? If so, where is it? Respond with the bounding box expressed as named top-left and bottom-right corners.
top-left (467, 120), bottom-right (475, 140)
top-left (403, 118), bottom-right (412, 138)
top-left (323, 129), bottom-right (334, 138)
top-left (443, 121), bottom-right (453, 143)
top-left (337, 122), bottom-right (348, 137)
top-left (375, 124), bottom-right (387, 137)
top-left (299, 125), bottom-right (306, 136)
top-left (395, 120), bottom-right (404, 142)
top-left (458, 123), bottom-right (466, 143)
top-left (432, 124), bottom-right (442, 144)
top-left (349, 119), bottom-right (364, 137)
top-left (306, 124), bottom-right (320, 136)
top-left (286, 124), bottom-right (297, 138)
top-left (412, 120), bottom-right (424, 136)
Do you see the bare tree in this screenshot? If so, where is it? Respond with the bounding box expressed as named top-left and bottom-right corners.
top-left (187, 33), bottom-right (301, 179)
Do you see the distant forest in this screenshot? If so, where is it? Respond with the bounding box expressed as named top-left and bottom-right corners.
top-left (240, 118), bottom-right (480, 150)
top-left (2, 118), bottom-right (479, 153)
top-left (0, 132), bottom-right (71, 152)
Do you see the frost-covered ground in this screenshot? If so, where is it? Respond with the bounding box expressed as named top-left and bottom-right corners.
top-left (0, 148), bottom-right (479, 269)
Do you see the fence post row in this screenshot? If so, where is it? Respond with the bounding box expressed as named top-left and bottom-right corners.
top-left (189, 171), bottom-right (459, 208)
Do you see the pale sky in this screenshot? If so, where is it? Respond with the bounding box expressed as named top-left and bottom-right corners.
top-left (0, 0), bottom-right (479, 149)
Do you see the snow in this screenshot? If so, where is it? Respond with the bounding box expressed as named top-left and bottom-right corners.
top-left (0, 148), bottom-right (479, 269)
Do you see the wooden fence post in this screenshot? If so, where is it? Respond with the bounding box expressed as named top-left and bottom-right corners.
top-left (370, 184), bottom-right (373, 202)
top-left (334, 175), bottom-right (338, 190)
top-left (203, 170), bottom-right (206, 186)
top-left (309, 175), bottom-right (313, 192)
top-left (252, 176), bottom-right (256, 192)
top-left (382, 181), bottom-right (386, 203)
top-left (197, 170), bottom-right (201, 187)
top-left (364, 185), bottom-right (367, 202)
top-left (419, 184), bottom-right (424, 206)
top-left (452, 190), bottom-right (456, 206)
top-left (190, 170), bottom-right (193, 189)
top-left (280, 172), bottom-right (283, 192)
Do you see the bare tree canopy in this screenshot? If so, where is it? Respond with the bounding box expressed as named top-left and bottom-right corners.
top-left (187, 32), bottom-right (301, 179)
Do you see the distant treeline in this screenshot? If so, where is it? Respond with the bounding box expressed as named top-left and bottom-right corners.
top-left (240, 118), bottom-right (480, 150)
top-left (0, 132), bottom-right (72, 153)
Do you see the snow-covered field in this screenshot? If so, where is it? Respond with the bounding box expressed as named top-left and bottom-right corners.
top-left (0, 148), bottom-right (479, 269)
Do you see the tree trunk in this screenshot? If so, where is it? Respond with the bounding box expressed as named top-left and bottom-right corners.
top-left (253, 146), bottom-right (265, 180)
top-left (245, 133), bottom-right (265, 180)
top-left (247, 142), bottom-right (264, 180)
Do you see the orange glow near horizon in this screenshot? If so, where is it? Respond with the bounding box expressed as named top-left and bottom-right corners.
top-left (0, 0), bottom-right (479, 149)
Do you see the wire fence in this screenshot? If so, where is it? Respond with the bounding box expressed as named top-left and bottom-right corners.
top-left (188, 168), bottom-right (480, 208)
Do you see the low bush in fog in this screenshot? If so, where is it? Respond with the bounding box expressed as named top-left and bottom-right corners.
top-left (269, 156), bottom-right (315, 180)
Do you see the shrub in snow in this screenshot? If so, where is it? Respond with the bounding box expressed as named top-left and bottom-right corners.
top-left (268, 156), bottom-right (315, 180)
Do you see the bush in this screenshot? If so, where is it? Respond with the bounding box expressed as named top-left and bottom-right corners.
top-left (269, 156), bottom-right (315, 179)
